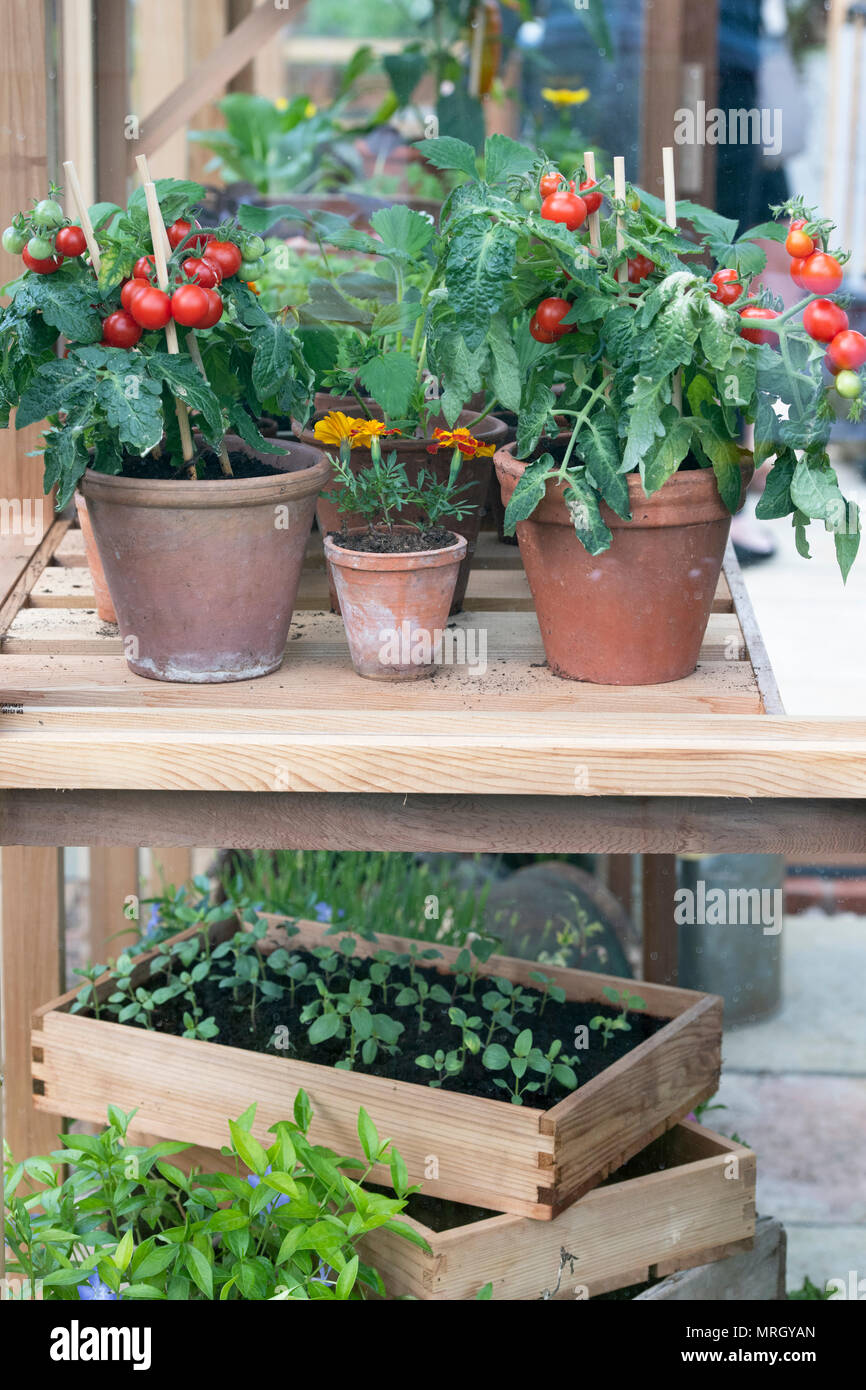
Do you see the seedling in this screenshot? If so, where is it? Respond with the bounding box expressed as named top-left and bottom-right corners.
top-left (528, 970), bottom-right (567, 1016)
top-left (368, 949), bottom-right (397, 1005)
top-left (482, 1030), bottom-right (579, 1105)
top-left (182, 1013), bottom-right (219, 1041)
top-left (448, 1006), bottom-right (482, 1062)
top-left (531, 1038), bottom-right (579, 1097)
top-left (395, 977), bottom-right (450, 1033)
top-left (69, 964), bottom-right (108, 1020)
top-left (602, 985), bottom-right (646, 1025)
top-left (415, 1049), bottom-right (463, 1088)
top-left (480, 988), bottom-right (514, 1045)
top-left (450, 935), bottom-right (500, 1000)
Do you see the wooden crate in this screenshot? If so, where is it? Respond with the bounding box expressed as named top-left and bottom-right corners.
top-left (360, 1121), bottom-right (756, 1300)
top-left (33, 916), bottom-right (722, 1219)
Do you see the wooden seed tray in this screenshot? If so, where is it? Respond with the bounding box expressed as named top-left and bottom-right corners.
top-left (32, 915), bottom-right (722, 1220)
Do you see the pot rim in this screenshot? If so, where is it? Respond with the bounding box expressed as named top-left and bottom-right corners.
top-left (80, 438), bottom-right (330, 510)
top-left (324, 525), bottom-right (468, 572)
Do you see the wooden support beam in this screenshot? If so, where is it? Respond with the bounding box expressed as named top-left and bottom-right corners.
top-left (94, 0), bottom-right (130, 207)
top-left (641, 854), bottom-right (679, 985)
top-left (187, 0), bottom-right (230, 183)
top-left (1, 847), bottom-right (63, 1160)
top-left (133, 0), bottom-right (188, 179)
top-left (137, 0), bottom-right (288, 162)
top-left (89, 848), bottom-right (139, 959)
top-left (144, 848), bottom-right (193, 894)
top-left (59, 0), bottom-right (95, 206)
top-left (640, 0), bottom-right (719, 207)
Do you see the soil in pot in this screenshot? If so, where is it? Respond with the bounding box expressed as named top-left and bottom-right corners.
top-left (89, 945), bottom-right (669, 1111)
top-left (83, 435), bottom-right (329, 684)
top-left (329, 526), bottom-right (457, 554)
top-left (324, 526), bottom-right (467, 679)
top-left (298, 408), bottom-right (508, 613)
top-left (495, 439), bottom-right (754, 686)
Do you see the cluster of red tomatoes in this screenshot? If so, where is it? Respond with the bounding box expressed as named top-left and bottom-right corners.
top-left (102, 223), bottom-right (256, 349)
top-left (529, 171), bottom-right (656, 342)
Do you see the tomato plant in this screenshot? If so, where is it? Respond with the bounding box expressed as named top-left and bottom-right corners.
top-left (101, 310), bottom-right (143, 349)
top-left (627, 255), bottom-right (654, 283)
top-left (834, 369), bottom-right (862, 399)
top-left (182, 256), bottom-right (221, 288)
top-left (34, 198), bottom-right (64, 228)
top-left (27, 234), bottom-right (54, 260)
top-left (2, 225), bottom-right (27, 254)
top-left (55, 226), bottom-right (87, 257)
top-left (539, 171), bottom-right (570, 199)
top-left (21, 246), bottom-right (63, 274)
top-left (578, 180), bottom-right (602, 214)
top-left (195, 289), bottom-right (223, 329)
top-left (785, 227), bottom-right (814, 258)
top-left (120, 277), bottom-right (150, 312)
top-left (531, 297), bottom-right (574, 341)
top-left (541, 190), bottom-right (587, 231)
top-left (802, 298), bottom-right (848, 343)
top-left (133, 254), bottom-right (157, 282)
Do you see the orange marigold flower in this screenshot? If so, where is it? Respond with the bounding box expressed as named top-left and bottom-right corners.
top-left (427, 427), bottom-right (495, 457)
top-left (348, 419), bottom-right (402, 449)
top-left (313, 411), bottom-right (357, 447)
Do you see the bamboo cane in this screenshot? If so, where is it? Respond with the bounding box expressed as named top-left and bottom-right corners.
top-left (584, 149), bottom-right (602, 255)
top-left (662, 145), bottom-right (683, 413)
top-left (135, 156), bottom-right (231, 476)
top-left (62, 160), bottom-right (101, 273)
top-left (141, 180), bottom-right (196, 477)
top-left (613, 156), bottom-right (627, 287)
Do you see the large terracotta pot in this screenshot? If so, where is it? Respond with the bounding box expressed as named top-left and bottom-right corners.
top-left (82, 436), bottom-right (329, 683)
top-left (324, 527), bottom-right (467, 680)
top-left (74, 492), bottom-right (116, 624)
top-left (297, 409), bottom-right (508, 613)
top-left (495, 443), bottom-right (754, 685)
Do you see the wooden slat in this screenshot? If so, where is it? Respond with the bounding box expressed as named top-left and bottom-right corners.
top-left (2, 847), bottom-right (63, 1159)
top-left (642, 854), bottom-right (679, 984)
top-left (144, 847), bottom-right (193, 892)
top-left (724, 541), bottom-right (785, 714)
top-left (93, 0), bottom-right (130, 208)
top-left (636, 1214), bottom-right (785, 1300)
top-left (187, 0), bottom-right (229, 185)
top-left (88, 847), bottom-right (140, 959)
top-left (134, 0), bottom-right (188, 179)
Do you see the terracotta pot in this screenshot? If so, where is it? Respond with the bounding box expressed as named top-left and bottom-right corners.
top-left (324, 527), bottom-right (467, 680)
top-left (495, 444), bottom-right (754, 685)
top-left (313, 391), bottom-right (377, 416)
top-left (82, 436), bottom-right (329, 684)
top-left (73, 492), bottom-right (116, 624)
top-left (297, 409), bottom-right (508, 613)
top-left (484, 410), bottom-right (519, 544)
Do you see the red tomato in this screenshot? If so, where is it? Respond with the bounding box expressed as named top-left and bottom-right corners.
top-left (182, 256), bottom-right (221, 288)
top-left (54, 226), bottom-right (87, 257)
top-left (540, 190), bottom-right (587, 231)
top-left (533, 297), bottom-right (574, 340)
top-left (203, 240), bottom-right (243, 280)
top-left (827, 329), bottom-right (866, 373)
top-left (785, 228), bottom-right (814, 259)
top-left (709, 268), bottom-right (743, 305)
top-left (166, 218), bottom-right (209, 251)
top-left (22, 246), bottom-right (64, 274)
top-left (101, 310), bottom-right (143, 349)
top-left (171, 284), bottom-right (210, 327)
top-left (529, 313), bottom-right (557, 343)
top-left (800, 252), bottom-right (843, 295)
top-left (627, 255), bottom-right (654, 283)
top-left (578, 180), bottom-right (602, 214)
top-left (120, 277), bottom-right (151, 312)
top-left (790, 257), bottom-right (808, 290)
top-left (802, 298), bottom-right (849, 343)
top-left (540, 172), bottom-right (573, 198)
top-left (129, 285), bottom-right (172, 330)
top-left (195, 289), bottom-right (223, 329)
top-left (132, 255), bottom-right (157, 283)
top-left (739, 306), bottom-right (780, 345)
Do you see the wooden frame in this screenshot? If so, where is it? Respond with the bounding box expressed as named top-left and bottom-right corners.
top-left (361, 1122), bottom-right (756, 1300)
top-left (32, 916), bottom-right (722, 1220)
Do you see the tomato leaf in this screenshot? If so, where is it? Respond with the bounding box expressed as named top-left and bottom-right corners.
top-left (446, 220), bottom-right (518, 350)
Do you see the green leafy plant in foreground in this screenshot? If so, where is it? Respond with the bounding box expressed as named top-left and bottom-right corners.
top-left (3, 1093), bottom-right (426, 1300)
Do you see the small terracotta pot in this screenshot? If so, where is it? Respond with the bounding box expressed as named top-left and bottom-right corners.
top-left (495, 444), bottom-right (754, 685)
top-left (483, 410), bottom-right (518, 545)
top-left (324, 527), bottom-right (467, 680)
top-left (297, 409), bottom-right (508, 613)
top-left (313, 391), bottom-right (377, 416)
top-left (82, 436), bottom-right (329, 683)
top-left (73, 492), bottom-right (116, 623)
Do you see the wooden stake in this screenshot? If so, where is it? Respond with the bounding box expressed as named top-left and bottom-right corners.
top-left (141, 179), bottom-right (196, 475)
top-left (62, 159), bottom-right (101, 273)
top-left (662, 146), bottom-right (683, 413)
top-left (136, 153), bottom-right (232, 477)
top-left (584, 150), bottom-right (602, 255)
top-left (613, 156), bottom-right (627, 286)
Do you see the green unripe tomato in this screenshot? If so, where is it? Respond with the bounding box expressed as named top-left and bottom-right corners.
top-left (242, 235), bottom-right (265, 260)
top-left (2, 225), bottom-right (27, 254)
top-left (835, 369), bottom-right (862, 399)
top-left (519, 189), bottom-right (541, 213)
top-left (240, 257), bottom-right (265, 279)
top-left (27, 234), bottom-right (54, 259)
top-left (34, 198), bottom-right (64, 227)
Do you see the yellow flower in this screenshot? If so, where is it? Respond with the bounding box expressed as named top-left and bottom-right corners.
top-left (541, 87), bottom-right (590, 108)
top-left (274, 97), bottom-right (289, 112)
top-left (427, 427), bottom-right (495, 458)
top-left (314, 412), bottom-right (357, 447)
top-left (349, 419), bottom-right (402, 449)
top-left (305, 101), bottom-right (317, 119)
